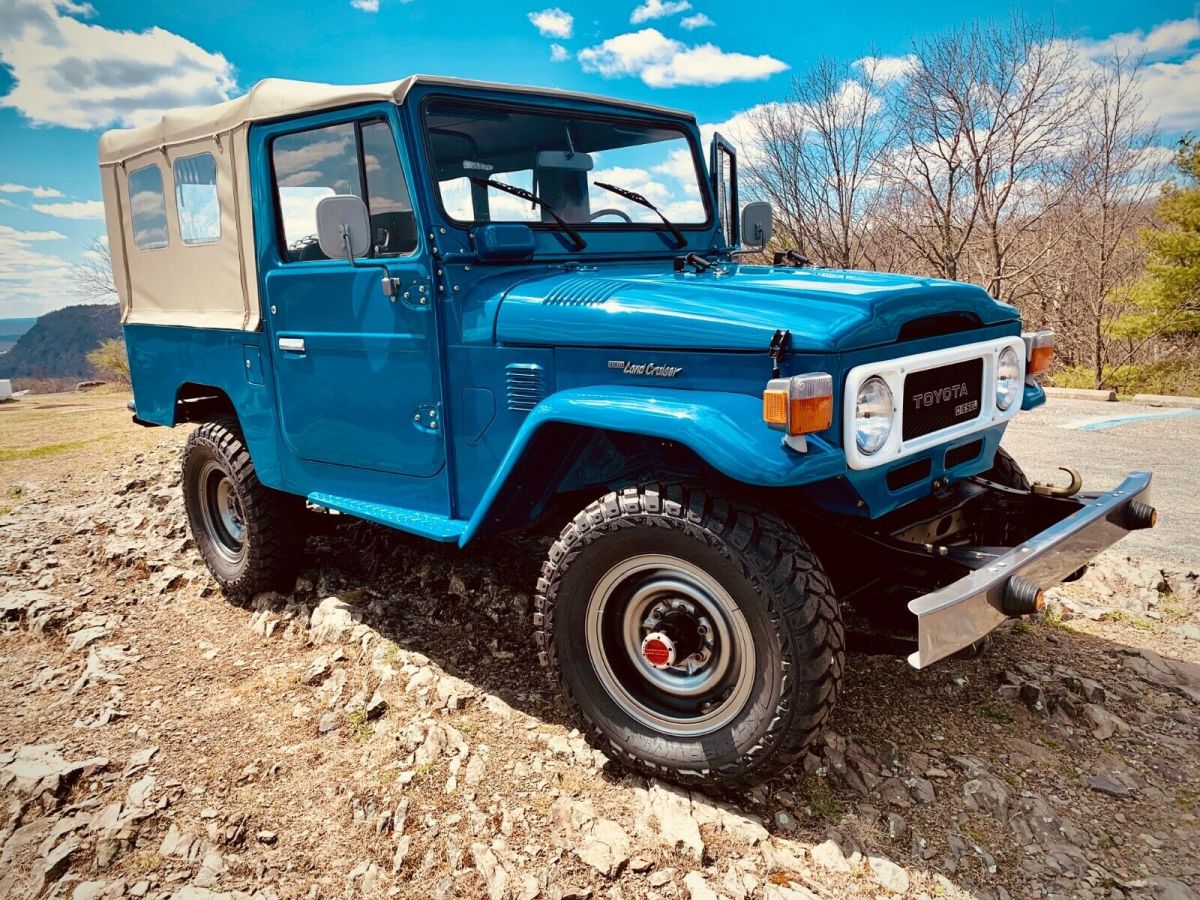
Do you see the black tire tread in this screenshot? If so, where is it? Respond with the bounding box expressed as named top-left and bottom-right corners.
top-left (985, 447), bottom-right (1031, 491)
top-left (182, 419), bottom-right (304, 597)
top-left (533, 482), bottom-right (844, 789)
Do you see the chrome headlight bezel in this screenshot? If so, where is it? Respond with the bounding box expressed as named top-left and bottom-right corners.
top-left (854, 376), bottom-right (894, 455)
top-left (995, 346), bottom-right (1021, 411)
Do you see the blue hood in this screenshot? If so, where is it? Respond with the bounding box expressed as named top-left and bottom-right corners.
top-left (496, 264), bottom-right (1018, 352)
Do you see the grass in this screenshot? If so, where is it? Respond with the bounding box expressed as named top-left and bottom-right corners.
top-left (0, 436), bottom-right (110, 462)
top-left (976, 700), bottom-right (1015, 725)
top-left (1011, 620), bottom-right (1033, 635)
top-left (804, 778), bottom-right (845, 821)
top-left (347, 709), bottom-right (373, 742)
top-left (1098, 609), bottom-right (1156, 632)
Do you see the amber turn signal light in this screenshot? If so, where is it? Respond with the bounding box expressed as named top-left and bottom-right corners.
top-left (1024, 330), bottom-right (1055, 376)
top-left (763, 373), bottom-right (834, 437)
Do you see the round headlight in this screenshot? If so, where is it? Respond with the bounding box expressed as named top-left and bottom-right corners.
top-left (855, 376), bottom-right (894, 455)
top-left (996, 346), bottom-right (1021, 411)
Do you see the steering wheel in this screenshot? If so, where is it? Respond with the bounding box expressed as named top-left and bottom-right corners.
top-left (588, 207), bottom-right (633, 223)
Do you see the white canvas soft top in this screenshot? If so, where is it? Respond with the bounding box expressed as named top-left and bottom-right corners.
top-left (98, 75), bottom-right (694, 166)
top-left (99, 76), bottom-right (694, 333)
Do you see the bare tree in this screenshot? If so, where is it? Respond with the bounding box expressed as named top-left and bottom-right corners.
top-left (743, 55), bottom-right (895, 268)
top-left (1056, 52), bottom-right (1164, 386)
top-left (73, 238), bottom-right (118, 304)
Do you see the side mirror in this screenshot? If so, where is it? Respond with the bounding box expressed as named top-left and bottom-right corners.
top-left (741, 202), bottom-right (773, 250)
top-left (316, 195), bottom-right (371, 260)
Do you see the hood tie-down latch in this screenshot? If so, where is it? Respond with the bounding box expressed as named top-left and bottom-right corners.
top-left (674, 252), bottom-right (714, 273)
top-left (768, 329), bottom-right (791, 378)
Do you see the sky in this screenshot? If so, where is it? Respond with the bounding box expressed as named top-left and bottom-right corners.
top-left (0, 0), bottom-right (1198, 317)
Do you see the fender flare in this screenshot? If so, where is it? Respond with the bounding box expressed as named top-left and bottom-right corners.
top-left (460, 385), bottom-right (846, 545)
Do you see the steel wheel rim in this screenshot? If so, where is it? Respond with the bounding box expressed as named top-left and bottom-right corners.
top-left (585, 554), bottom-right (756, 736)
top-left (198, 461), bottom-right (246, 564)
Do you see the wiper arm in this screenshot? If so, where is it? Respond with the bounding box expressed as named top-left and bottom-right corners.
top-left (470, 178), bottom-right (586, 251)
top-left (594, 181), bottom-right (687, 249)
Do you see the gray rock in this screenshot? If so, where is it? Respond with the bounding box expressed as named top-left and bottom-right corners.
top-left (299, 656), bottom-right (330, 685)
top-left (647, 782), bottom-right (703, 862)
top-left (318, 712), bottom-right (339, 734)
top-left (809, 839), bottom-right (851, 873)
top-left (683, 871), bottom-right (719, 900)
top-left (868, 854), bottom-right (910, 894)
top-left (1087, 773), bottom-right (1131, 798)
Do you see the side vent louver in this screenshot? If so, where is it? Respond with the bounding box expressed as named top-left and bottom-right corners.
top-left (506, 364), bottom-right (545, 412)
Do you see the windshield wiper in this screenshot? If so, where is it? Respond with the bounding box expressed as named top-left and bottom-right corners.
top-left (594, 181), bottom-right (687, 249)
top-left (470, 178), bottom-right (586, 251)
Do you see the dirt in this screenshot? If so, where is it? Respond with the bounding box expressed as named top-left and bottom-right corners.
top-left (0, 391), bottom-right (1198, 900)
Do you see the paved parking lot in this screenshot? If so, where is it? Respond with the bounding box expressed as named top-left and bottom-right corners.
top-left (1002, 398), bottom-right (1200, 567)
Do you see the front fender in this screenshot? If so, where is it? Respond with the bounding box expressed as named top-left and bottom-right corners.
top-left (460, 386), bottom-right (846, 544)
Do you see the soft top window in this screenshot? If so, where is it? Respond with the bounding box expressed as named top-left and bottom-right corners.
top-left (128, 164), bottom-right (168, 250)
top-left (424, 99), bottom-right (708, 229)
top-left (174, 153), bottom-right (221, 245)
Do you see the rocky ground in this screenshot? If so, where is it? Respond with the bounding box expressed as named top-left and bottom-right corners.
top-left (1, 405), bottom-right (1199, 899)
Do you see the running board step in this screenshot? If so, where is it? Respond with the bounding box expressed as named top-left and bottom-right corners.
top-left (308, 492), bottom-right (466, 543)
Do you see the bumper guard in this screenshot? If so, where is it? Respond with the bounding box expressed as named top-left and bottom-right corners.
top-left (907, 471), bottom-right (1154, 668)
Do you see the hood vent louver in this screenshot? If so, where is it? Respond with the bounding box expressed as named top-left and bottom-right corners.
top-left (506, 363), bottom-right (545, 412)
top-left (542, 279), bottom-right (625, 307)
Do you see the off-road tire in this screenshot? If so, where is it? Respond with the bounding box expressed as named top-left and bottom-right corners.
top-left (534, 483), bottom-right (844, 789)
top-left (983, 447), bottom-right (1030, 491)
top-left (182, 419), bottom-right (305, 597)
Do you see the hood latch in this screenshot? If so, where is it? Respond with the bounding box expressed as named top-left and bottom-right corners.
top-left (768, 329), bottom-right (792, 377)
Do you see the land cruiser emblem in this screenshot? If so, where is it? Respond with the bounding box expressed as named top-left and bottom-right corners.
top-left (912, 382), bottom-right (971, 410)
top-left (608, 360), bottom-right (683, 378)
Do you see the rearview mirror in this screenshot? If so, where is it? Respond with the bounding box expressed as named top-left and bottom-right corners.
top-left (741, 202), bottom-right (773, 249)
top-left (536, 151), bottom-right (594, 171)
top-left (316, 195), bottom-right (371, 260)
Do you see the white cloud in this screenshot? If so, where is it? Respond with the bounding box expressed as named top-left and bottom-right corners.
top-left (1083, 17), bottom-right (1200, 58)
top-left (0, 229), bottom-right (75, 317)
top-left (528, 7), bottom-right (573, 39)
top-left (853, 53), bottom-right (917, 83)
top-left (0, 182), bottom-right (63, 198)
top-left (0, 0), bottom-right (237, 129)
top-left (1135, 54), bottom-right (1200, 131)
top-left (680, 13), bottom-right (713, 30)
top-left (630, 0), bottom-right (691, 24)
top-left (31, 199), bottom-right (105, 220)
top-left (550, 43), bottom-right (569, 62)
top-left (0, 198), bottom-right (16, 208)
top-left (578, 28), bottom-right (787, 87)
top-left (0, 225), bottom-right (67, 241)
top-left (351, 0), bottom-right (379, 10)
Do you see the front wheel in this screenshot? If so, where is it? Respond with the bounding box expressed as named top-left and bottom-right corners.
top-left (534, 484), bottom-right (844, 789)
top-left (182, 420), bottom-right (305, 597)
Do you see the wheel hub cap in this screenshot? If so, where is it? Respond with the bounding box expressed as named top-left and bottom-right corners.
top-left (640, 632), bottom-right (676, 668)
top-left (585, 554), bottom-right (756, 737)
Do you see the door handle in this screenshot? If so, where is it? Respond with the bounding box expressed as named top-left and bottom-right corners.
top-left (278, 337), bottom-right (306, 354)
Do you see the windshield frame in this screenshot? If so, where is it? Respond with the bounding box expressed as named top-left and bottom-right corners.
top-left (418, 94), bottom-right (714, 238)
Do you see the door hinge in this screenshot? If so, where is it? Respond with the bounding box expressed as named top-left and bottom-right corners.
top-left (412, 402), bottom-right (441, 433)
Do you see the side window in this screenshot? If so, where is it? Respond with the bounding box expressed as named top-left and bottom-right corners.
top-left (174, 153), bottom-right (221, 245)
top-left (271, 119), bottom-right (417, 262)
top-left (128, 164), bottom-right (168, 250)
top-left (360, 121), bottom-right (418, 256)
top-left (272, 123), bottom-right (361, 262)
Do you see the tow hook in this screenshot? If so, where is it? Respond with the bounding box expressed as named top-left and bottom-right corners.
top-left (1031, 467), bottom-right (1083, 498)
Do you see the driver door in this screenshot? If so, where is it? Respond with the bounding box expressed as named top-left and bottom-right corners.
top-left (262, 113), bottom-right (444, 479)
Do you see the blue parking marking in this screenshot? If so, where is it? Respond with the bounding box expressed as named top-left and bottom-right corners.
top-left (1072, 409), bottom-right (1200, 431)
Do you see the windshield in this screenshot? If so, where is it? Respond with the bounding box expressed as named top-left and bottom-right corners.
top-left (424, 98), bottom-right (709, 228)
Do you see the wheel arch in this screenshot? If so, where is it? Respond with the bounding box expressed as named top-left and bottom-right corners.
top-left (460, 386), bottom-right (847, 544)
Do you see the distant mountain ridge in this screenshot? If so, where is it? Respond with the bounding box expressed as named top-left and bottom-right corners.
top-left (0, 317), bottom-right (37, 354)
top-left (0, 304), bottom-right (121, 379)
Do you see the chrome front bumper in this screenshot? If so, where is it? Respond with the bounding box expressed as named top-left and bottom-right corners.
top-left (907, 471), bottom-right (1154, 668)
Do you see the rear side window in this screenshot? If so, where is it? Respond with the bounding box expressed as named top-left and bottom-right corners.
top-left (271, 119), bottom-right (417, 262)
top-left (128, 164), bottom-right (168, 250)
top-left (174, 153), bottom-right (221, 245)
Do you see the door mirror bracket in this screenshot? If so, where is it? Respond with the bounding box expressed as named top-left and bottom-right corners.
top-left (315, 194), bottom-right (401, 301)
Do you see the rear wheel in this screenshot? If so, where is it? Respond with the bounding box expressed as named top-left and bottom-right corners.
top-left (534, 484), bottom-right (844, 789)
top-left (182, 420), bottom-right (305, 597)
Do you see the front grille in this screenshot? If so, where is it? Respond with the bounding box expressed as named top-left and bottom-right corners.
top-left (902, 358), bottom-right (984, 441)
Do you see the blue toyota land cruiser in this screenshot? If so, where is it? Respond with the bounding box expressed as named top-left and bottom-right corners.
top-left (98, 76), bottom-right (1156, 788)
